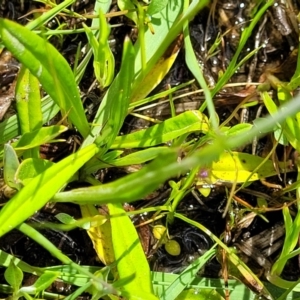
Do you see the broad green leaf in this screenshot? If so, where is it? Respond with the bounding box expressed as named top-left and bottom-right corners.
top-left (15, 158), bottom-right (54, 186)
top-left (147, 0), bottom-right (168, 15)
top-left (13, 125), bottom-right (67, 151)
top-left (3, 144), bottom-right (21, 190)
top-left (108, 202), bottom-right (158, 299)
top-left (0, 18), bottom-right (90, 137)
top-left (55, 213), bottom-right (76, 225)
top-left (132, 1), bottom-right (207, 94)
top-left (4, 260), bottom-right (23, 291)
top-left (15, 66), bottom-right (42, 158)
top-left (111, 110), bottom-right (209, 149)
top-left (197, 151), bottom-right (291, 186)
top-left (15, 66), bottom-right (42, 134)
top-left (117, 0), bottom-right (138, 24)
top-left (0, 144), bottom-right (99, 238)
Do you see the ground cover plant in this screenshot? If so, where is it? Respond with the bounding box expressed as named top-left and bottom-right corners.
top-left (2, 0), bottom-right (300, 299)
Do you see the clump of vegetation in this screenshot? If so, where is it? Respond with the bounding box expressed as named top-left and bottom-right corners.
top-left (1, 0), bottom-right (300, 299)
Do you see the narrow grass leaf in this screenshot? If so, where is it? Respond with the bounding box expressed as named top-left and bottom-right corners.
top-left (26, 0), bottom-right (76, 31)
top-left (0, 144), bottom-right (99, 238)
top-left (0, 250), bottom-right (42, 276)
top-left (211, 0), bottom-right (274, 97)
top-left (111, 110), bottom-right (209, 149)
top-left (25, 272), bottom-right (58, 294)
top-left (174, 213), bottom-right (273, 299)
top-left (0, 18), bottom-right (90, 137)
top-left (162, 246), bottom-right (216, 300)
top-left (183, 6), bottom-right (217, 130)
top-left (17, 222), bottom-right (118, 295)
top-left (108, 203), bottom-right (158, 299)
top-left (15, 158), bottom-right (54, 186)
top-left (84, 147), bottom-right (169, 174)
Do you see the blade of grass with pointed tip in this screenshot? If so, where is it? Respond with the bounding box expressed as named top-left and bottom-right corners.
top-left (83, 146), bottom-right (169, 174)
top-left (162, 246), bottom-right (217, 300)
top-left (108, 202), bottom-right (158, 299)
top-left (182, 0), bottom-right (218, 131)
top-left (0, 143), bottom-right (99, 238)
top-left (111, 110), bottom-right (209, 149)
top-left (0, 18), bottom-right (90, 138)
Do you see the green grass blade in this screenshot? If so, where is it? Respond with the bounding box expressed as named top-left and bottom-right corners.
top-left (83, 146), bottom-right (169, 174)
top-left (26, 0), bottom-right (76, 31)
top-left (0, 144), bottom-right (99, 238)
top-left (182, 0), bottom-right (218, 131)
top-left (111, 110), bottom-right (209, 149)
top-left (108, 203), bottom-right (158, 299)
top-left (161, 246), bottom-right (217, 300)
top-left (0, 18), bottom-right (90, 138)
top-left (17, 222), bottom-right (117, 296)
